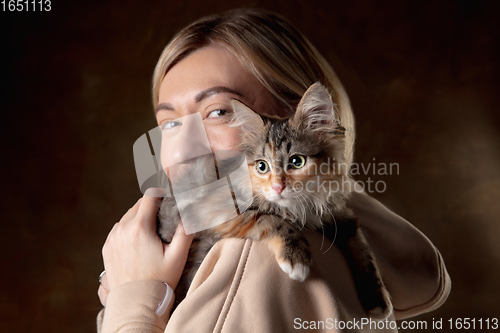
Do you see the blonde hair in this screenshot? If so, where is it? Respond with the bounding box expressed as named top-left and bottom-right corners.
top-left (152, 9), bottom-right (355, 166)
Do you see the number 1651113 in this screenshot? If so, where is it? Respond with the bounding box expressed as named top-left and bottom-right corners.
top-left (2, 0), bottom-right (51, 11)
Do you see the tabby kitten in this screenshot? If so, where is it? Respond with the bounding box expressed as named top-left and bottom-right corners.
top-left (158, 83), bottom-right (391, 318)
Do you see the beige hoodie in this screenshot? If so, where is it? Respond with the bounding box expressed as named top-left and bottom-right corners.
top-left (97, 192), bottom-right (451, 333)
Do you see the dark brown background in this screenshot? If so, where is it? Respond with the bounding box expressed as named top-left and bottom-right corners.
top-left (1, 0), bottom-right (499, 332)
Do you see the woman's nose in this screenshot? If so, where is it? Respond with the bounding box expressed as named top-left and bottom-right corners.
top-left (162, 113), bottom-right (212, 168)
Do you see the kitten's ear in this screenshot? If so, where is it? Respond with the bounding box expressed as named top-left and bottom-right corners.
top-left (230, 99), bottom-right (265, 141)
top-left (292, 82), bottom-right (341, 134)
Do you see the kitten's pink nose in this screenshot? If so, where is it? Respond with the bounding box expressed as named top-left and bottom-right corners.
top-left (272, 184), bottom-right (284, 195)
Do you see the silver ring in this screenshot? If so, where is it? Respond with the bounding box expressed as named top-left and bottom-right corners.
top-left (99, 270), bottom-right (106, 285)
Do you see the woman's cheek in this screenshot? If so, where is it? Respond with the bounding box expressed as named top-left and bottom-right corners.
top-left (207, 126), bottom-right (242, 152)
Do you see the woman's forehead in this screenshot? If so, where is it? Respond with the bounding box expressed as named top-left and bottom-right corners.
top-left (160, 47), bottom-right (252, 97)
top-left (159, 45), bottom-right (277, 115)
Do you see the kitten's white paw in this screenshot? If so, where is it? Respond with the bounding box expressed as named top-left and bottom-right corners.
top-left (279, 261), bottom-right (293, 274)
top-left (279, 262), bottom-right (310, 282)
top-left (289, 264), bottom-right (310, 282)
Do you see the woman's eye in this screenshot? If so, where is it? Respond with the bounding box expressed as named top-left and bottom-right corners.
top-left (207, 109), bottom-right (228, 118)
top-left (289, 155), bottom-right (306, 169)
top-left (256, 160), bottom-right (269, 174)
top-left (160, 120), bottom-right (182, 130)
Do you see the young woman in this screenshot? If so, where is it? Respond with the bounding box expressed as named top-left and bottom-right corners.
top-left (97, 9), bottom-right (450, 332)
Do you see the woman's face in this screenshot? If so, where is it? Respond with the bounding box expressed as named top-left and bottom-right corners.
top-left (156, 45), bottom-right (276, 170)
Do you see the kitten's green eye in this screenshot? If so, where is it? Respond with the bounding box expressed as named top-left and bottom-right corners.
top-left (256, 160), bottom-right (269, 174)
top-left (289, 155), bottom-right (306, 169)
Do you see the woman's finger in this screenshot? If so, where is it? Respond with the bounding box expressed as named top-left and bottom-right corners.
top-left (168, 223), bottom-right (194, 257)
top-left (135, 190), bottom-right (165, 231)
top-left (98, 284), bottom-right (108, 307)
top-left (119, 198), bottom-right (142, 224)
top-left (161, 223), bottom-right (193, 288)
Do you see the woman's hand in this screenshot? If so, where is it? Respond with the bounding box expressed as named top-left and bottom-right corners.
top-left (98, 189), bottom-right (193, 306)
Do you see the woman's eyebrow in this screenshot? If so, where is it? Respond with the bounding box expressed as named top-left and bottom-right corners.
top-left (155, 103), bottom-right (175, 114)
top-left (195, 86), bottom-right (242, 103)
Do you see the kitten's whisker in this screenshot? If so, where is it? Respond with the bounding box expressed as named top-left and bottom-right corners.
top-left (298, 193), bottom-right (314, 228)
top-left (305, 191), bottom-right (326, 217)
top-left (319, 221), bottom-right (326, 251)
top-left (223, 196), bottom-right (255, 219)
top-left (317, 206), bottom-right (337, 254)
top-left (298, 192), bottom-right (315, 210)
top-left (322, 214), bottom-right (337, 254)
top-left (294, 193), bottom-right (311, 230)
top-left (235, 196), bottom-right (254, 212)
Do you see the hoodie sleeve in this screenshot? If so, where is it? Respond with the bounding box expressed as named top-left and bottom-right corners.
top-left (96, 280), bottom-right (175, 333)
top-left (349, 191), bottom-right (451, 319)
